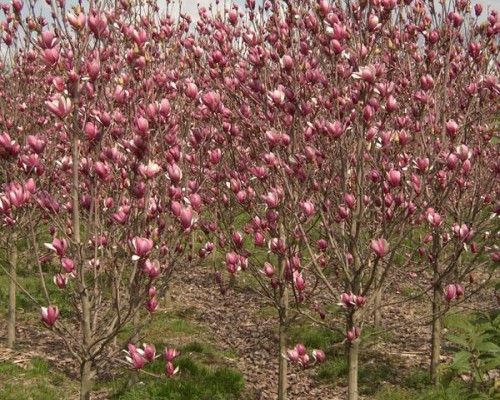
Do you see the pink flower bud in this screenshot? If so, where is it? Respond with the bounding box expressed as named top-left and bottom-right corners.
top-left (61, 258), bottom-right (74, 273)
top-left (446, 120), bottom-right (459, 137)
top-left (312, 349), bottom-right (326, 364)
top-left (370, 238), bottom-right (389, 258)
top-left (295, 344), bottom-right (306, 356)
top-left (387, 169), bottom-right (401, 187)
top-left (444, 284), bottom-right (457, 301)
top-left (146, 297), bottom-right (158, 313)
top-left (344, 194), bottom-right (356, 209)
top-left (185, 82), bottom-right (198, 99)
top-left (286, 348), bottom-right (300, 363)
top-left (263, 262), bottom-right (275, 278)
top-left (41, 305), bottom-right (59, 326)
top-left (300, 201), bottom-right (315, 217)
top-left (165, 361), bottom-right (178, 376)
top-left (294, 272), bottom-right (306, 292)
top-left (201, 91), bottom-right (221, 112)
top-left (53, 273), bottom-right (68, 289)
top-left (346, 330), bottom-right (355, 342)
top-left (179, 207), bottom-right (193, 230)
top-left (341, 293), bottom-right (355, 307)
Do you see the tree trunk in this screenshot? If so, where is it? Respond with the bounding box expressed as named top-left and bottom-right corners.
top-left (348, 339), bottom-right (359, 400)
top-left (373, 262), bottom-right (382, 328)
top-left (430, 276), bottom-right (442, 385)
top-left (7, 232), bottom-right (18, 349)
top-left (128, 311), bottom-right (141, 388)
top-left (80, 360), bottom-right (94, 400)
top-left (278, 286), bottom-right (288, 400)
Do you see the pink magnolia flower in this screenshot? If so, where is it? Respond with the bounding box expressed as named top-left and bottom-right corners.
top-left (426, 208), bottom-right (442, 228)
top-left (138, 161), bottom-right (161, 180)
top-left (444, 284), bottom-right (457, 301)
top-left (53, 273), bottom-right (68, 289)
top-left (40, 47), bottom-right (60, 67)
top-left (146, 297), bottom-right (158, 314)
top-left (286, 348), bottom-right (300, 363)
top-left (165, 361), bottom-right (179, 377)
top-left (300, 201), bottom-right (315, 218)
top-left (88, 12), bottom-right (108, 36)
top-left (312, 349), bottom-right (326, 364)
top-left (164, 347), bottom-right (180, 362)
top-left (45, 95), bottom-right (72, 118)
top-left (263, 262), bottom-right (275, 278)
top-left (125, 345), bottom-right (146, 370)
top-left (294, 272), bottom-right (306, 292)
top-left (5, 182), bottom-right (29, 208)
top-left (341, 293), bottom-right (356, 307)
top-left (201, 91), bottom-right (221, 112)
top-left (41, 305), bottom-right (59, 326)
top-left (130, 237), bottom-right (154, 260)
top-left (143, 343), bottom-right (156, 362)
top-left (67, 12), bottom-right (86, 30)
top-left (370, 238), bottom-right (389, 258)
top-left (179, 207), bottom-right (193, 230)
top-left (387, 169), bottom-right (401, 187)
top-left (44, 238), bottom-right (68, 257)
top-left (184, 82), bottom-right (198, 99)
top-left (352, 65), bottom-right (376, 83)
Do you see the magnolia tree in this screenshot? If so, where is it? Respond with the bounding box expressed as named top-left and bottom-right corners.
top-left (186, 1), bottom-right (499, 400)
top-left (0, 1), bottom-right (200, 398)
top-left (0, 46), bottom-right (38, 350)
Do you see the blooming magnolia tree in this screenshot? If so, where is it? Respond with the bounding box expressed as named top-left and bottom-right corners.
top-left (1, 1), bottom-right (199, 398)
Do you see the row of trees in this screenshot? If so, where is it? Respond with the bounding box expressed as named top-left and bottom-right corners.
top-left (0, 0), bottom-right (498, 399)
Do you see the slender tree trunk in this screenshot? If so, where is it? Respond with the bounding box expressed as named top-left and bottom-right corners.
top-left (128, 311), bottom-right (141, 388)
top-left (430, 275), bottom-right (442, 385)
top-left (373, 262), bottom-right (382, 328)
top-left (71, 99), bottom-right (94, 399)
top-left (80, 360), bottom-right (94, 400)
top-left (7, 232), bottom-right (18, 349)
top-left (348, 340), bottom-right (359, 400)
top-left (278, 287), bottom-right (288, 400)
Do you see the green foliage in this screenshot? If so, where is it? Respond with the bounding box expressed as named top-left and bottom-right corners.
top-left (288, 322), bottom-right (343, 350)
top-left (445, 311), bottom-right (500, 399)
top-left (114, 356), bottom-right (244, 400)
top-left (359, 362), bottom-right (397, 394)
top-left (316, 356), bottom-right (349, 383)
top-left (0, 358), bottom-right (77, 400)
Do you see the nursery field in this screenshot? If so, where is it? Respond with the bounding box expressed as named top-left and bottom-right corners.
top-left (0, 0), bottom-right (499, 399)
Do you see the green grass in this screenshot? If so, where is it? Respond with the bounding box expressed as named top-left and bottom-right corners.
top-left (374, 383), bottom-right (470, 400)
top-left (373, 367), bottom-right (476, 400)
top-left (112, 356), bottom-right (244, 400)
top-left (316, 356), bottom-right (349, 384)
top-left (288, 322), bottom-right (343, 350)
top-left (0, 358), bottom-right (78, 400)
